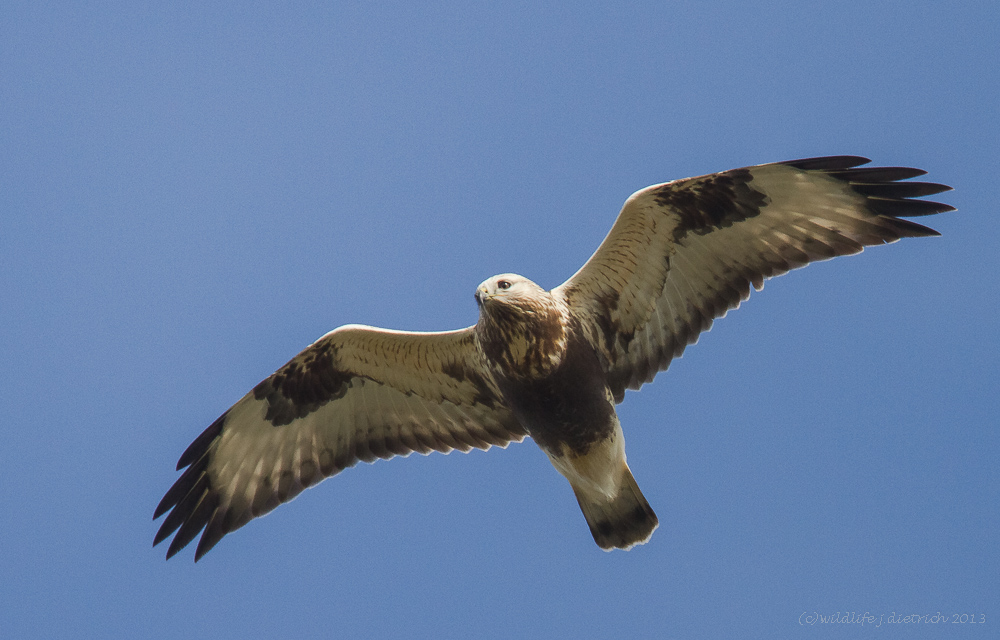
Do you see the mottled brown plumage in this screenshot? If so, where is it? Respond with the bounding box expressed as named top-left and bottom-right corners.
top-left (155, 156), bottom-right (953, 560)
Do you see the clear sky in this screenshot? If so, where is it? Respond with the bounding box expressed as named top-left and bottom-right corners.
top-left (2, 1), bottom-right (997, 638)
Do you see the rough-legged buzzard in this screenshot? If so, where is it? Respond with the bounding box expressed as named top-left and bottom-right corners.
top-left (154, 156), bottom-right (953, 560)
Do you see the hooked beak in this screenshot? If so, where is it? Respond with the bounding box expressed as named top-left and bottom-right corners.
top-left (475, 287), bottom-right (490, 307)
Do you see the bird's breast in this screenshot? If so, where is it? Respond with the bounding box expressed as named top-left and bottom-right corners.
top-left (476, 302), bottom-right (569, 379)
top-left (493, 330), bottom-right (616, 457)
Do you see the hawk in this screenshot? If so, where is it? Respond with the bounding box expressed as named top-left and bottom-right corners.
top-left (154, 156), bottom-right (953, 560)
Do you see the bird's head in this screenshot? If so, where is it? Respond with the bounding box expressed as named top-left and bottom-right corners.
top-left (475, 274), bottom-right (545, 311)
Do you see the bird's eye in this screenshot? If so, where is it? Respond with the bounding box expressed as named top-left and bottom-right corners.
top-left (497, 280), bottom-right (511, 290)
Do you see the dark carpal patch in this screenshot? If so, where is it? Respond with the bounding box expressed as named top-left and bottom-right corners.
top-left (654, 169), bottom-right (769, 243)
top-left (253, 341), bottom-right (353, 427)
top-left (589, 301), bottom-right (619, 358)
top-left (595, 289), bottom-right (638, 353)
top-left (440, 359), bottom-right (501, 410)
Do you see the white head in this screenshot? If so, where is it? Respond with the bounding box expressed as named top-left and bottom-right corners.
top-left (475, 273), bottom-right (544, 309)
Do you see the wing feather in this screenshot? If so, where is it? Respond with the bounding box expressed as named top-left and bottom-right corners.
top-left (155, 325), bottom-right (526, 560)
top-left (555, 156), bottom-right (954, 401)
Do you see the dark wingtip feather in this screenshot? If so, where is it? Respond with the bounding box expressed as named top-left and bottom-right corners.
top-left (155, 413), bottom-right (228, 560)
top-left (827, 166), bottom-right (928, 182)
top-left (154, 472), bottom-right (209, 544)
top-left (780, 156), bottom-right (871, 170)
top-left (165, 490), bottom-right (220, 560)
top-left (783, 156), bottom-right (954, 233)
top-left (153, 495), bottom-right (174, 522)
top-left (154, 491), bottom-right (193, 545)
top-left (154, 462), bottom-right (204, 520)
top-left (177, 412), bottom-right (227, 470)
top-left (867, 198), bottom-right (956, 218)
top-left (194, 513), bottom-right (228, 562)
top-left (851, 181), bottom-right (953, 199)
top-left (886, 218), bottom-right (942, 238)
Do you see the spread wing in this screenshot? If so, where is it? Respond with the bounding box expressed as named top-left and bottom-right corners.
top-left (554, 156), bottom-right (954, 401)
top-left (154, 325), bottom-right (526, 561)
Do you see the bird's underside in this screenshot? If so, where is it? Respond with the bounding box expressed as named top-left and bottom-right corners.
top-left (154, 155), bottom-right (953, 560)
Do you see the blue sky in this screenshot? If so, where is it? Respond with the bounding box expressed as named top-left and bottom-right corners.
top-left (2, 1), bottom-right (997, 638)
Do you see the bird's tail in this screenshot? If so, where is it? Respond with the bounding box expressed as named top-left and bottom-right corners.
top-left (572, 463), bottom-right (658, 550)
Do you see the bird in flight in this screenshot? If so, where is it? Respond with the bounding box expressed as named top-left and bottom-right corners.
top-left (154, 156), bottom-right (953, 561)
